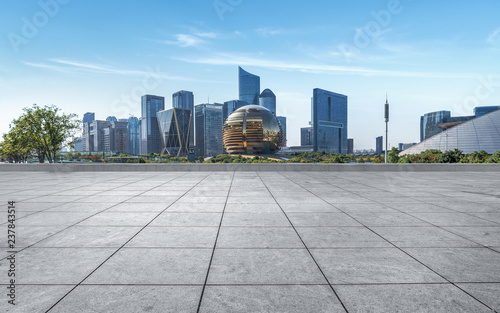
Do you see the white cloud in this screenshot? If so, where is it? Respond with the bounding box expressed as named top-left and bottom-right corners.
top-left (160, 34), bottom-right (205, 47)
top-left (255, 27), bottom-right (286, 37)
top-left (487, 27), bottom-right (500, 43)
top-left (173, 53), bottom-right (482, 79)
top-left (195, 32), bottom-right (217, 39)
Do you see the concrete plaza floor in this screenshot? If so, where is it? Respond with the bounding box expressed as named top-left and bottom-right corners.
top-left (1, 170), bottom-right (500, 312)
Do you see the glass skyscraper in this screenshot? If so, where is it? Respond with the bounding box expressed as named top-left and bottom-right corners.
top-left (173, 90), bottom-right (194, 146)
top-left (277, 116), bottom-right (286, 148)
top-left (157, 108), bottom-right (192, 156)
top-left (238, 66), bottom-right (260, 105)
top-left (259, 89), bottom-right (276, 115)
top-left (83, 112), bottom-right (95, 123)
top-left (312, 88), bottom-right (348, 154)
top-left (127, 116), bottom-right (140, 155)
top-left (195, 103), bottom-right (223, 157)
top-left (223, 100), bottom-right (248, 122)
top-left (140, 94), bottom-right (165, 155)
top-left (301, 127), bottom-right (313, 146)
top-left (106, 116), bottom-right (118, 122)
top-left (376, 136), bottom-right (383, 155)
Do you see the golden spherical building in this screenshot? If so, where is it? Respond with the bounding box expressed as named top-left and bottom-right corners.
top-left (223, 105), bottom-right (283, 154)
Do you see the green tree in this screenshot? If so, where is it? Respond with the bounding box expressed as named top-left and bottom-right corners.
top-left (388, 147), bottom-right (400, 163)
top-left (10, 105), bottom-right (80, 163)
top-left (437, 149), bottom-right (463, 163)
top-left (486, 151), bottom-right (500, 163)
top-left (0, 129), bottom-right (32, 163)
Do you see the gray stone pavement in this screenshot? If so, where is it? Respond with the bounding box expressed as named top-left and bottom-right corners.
top-left (0, 171), bottom-right (499, 312)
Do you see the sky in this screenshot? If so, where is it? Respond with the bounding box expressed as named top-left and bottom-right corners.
top-left (1, 0), bottom-right (500, 149)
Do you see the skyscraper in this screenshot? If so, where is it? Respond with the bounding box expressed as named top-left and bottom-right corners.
top-left (277, 116), bottom-right (287, 148)
top-left (127, 116), bottom-right (140, 155)
top-left (238, 66), bottom-right (260, 105)
top-left (82, 112), bottom-right (95, 151)
top-left (173, 90), bottom-right (194, 146)
top-left (312, 88), bottom-right (348, 154)
top-left (223, 100), bottom-right (248, 122)
top-left (140, 94), bottom-right (165, 154)
top-left (259, 89), bottom-right (276, 115)
top-left (347, 138), bottom-right (354, 154)
top-left (157, 108), bottom-right (192, 156)
top-left (103, 121), bottom-right (128, 153)
top-left (83, 112), bottom-right (95, 123)
top-left (106, 116), bottom-right (118, 122)
top-left (301, 127), bottom-right (313, 146)
top-left (376, 136), bottom-right (383, 155)
top-left (195, 103), bottom-right (223, 157)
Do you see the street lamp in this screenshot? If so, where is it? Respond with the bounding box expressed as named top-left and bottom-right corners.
top-left (384, 95), bottom-right (389, 163)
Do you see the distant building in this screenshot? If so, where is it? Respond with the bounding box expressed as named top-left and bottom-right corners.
top-left (85, 120), bottom-right (111, 151)
top-left (195, 103), bottom-right (224, 157)
top-left (106, 116), bottom-right (118, 122)
top-left (301, 127), bottom-right (313, 146)
top-left (118, 118), bottom-right (128, 122)
top-left (157, 108), bottom-right (192, 156)
top-left (259, 89), bottom-right (276, 115)
top-left (376, 136), bottom-right (383, 155)
top-left (140, 95), bottom-right (165, 154)
top-left (223, 100), bottom-right (248, 122)
top-left (82, 112), bottom-right (95, 151)
top-left (277, 116), bottom-right (287, 149)
top-left (173, 90), bottom-right (194, 146)
top-left (402, 109), bottom-right (500, 155)
top-left (127, 116), bottom-right (140, 155)
top-left (398, 143), bottom-right (417, 151)
top-left (73, 137), bottom-right (83, 152)
top-left (239, 66), bottom-right (260, 105)
top-left (83, 112), bottom-right (95, 123)
top-left (419, 106), bottom-right (500, 141)
top-left (312, 88), bottom-right (348, 154)
top-left (347, 138), bottom-right (354, 154)
top-left (103, 121), bottom-right (128, 153)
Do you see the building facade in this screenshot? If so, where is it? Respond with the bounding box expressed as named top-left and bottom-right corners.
top-left (347, 138), bottom-right (354, 154)
top-left (259, 89), bottom-right (276, 115)
top-left (127, 116), bottom-right (140, 155)
top-left (103, 121), bottom-right (128, 153)
top-left (106, 116), bottom-right (118, 122)
top-left (398, 142), bottom-right (417, 151)
top-left (277, 116), bottom-right (287, 149)
top-left (172, 90), bottom-right (194, 146)
top-left (301, 127), bottom-right (313, 146)
top-left (312, 88), bottom-right (348, 154)
top-left (195, 103), bottom-right (224, 157)
top-left (223, 100), bottom-right (248, 122)
top-left (238, 66), bottom-right (260, 105)
top-left (402, 109), bottom-right (500, 155)
top-left (82, 112), bottom-right (95, 151)
top-left (140, 94), bottom-right (165, 155)
top-left (157, 108), bottom-right (192, 156)
top-left (376, 136), bottom-right (383, 155)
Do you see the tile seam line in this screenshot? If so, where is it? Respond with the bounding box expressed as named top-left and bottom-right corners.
top-left (44, 171), bottom-right (212, 312)
top-left (258, 171), bottom-right (349, 313)
top-left (296, 171), bottom-right (495, 312)
top-left (196, 171), bottom-right (235, 313)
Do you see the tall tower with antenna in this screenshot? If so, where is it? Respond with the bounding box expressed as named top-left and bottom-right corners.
top-left (384, 94), bottom-right (389, 163)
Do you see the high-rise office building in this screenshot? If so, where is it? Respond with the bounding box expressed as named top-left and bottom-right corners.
top-left (106, 116), bottom-right (118, 122)
top-left (312, 88), bottom-right (348, 154)
top-left (157, 108), bottom-right (192, 156)
top-left (238, 66), bottom-right (260, 105)
top-left (83, 112), bottom-right (95, 123)
top-left (259, 89), bottom-right (276, 115)
top-left (474, 106), bottom-right (500, 117)
top-left (301, 127), bottom-right (313, 146)
top-left (82, 112), bottom-right (95, 151)
top-left (347, 138), bottom-right (354, 154)
top-left (277, 116), bottom-right (287, 148)
top-left (173, 90), bottom-right (194, 146)
top-left (103, 121), bottom-right (128, 153)
top-left (223, 100), bottom-right (248, 122)
top-left (140, 94), bottom-right (165, 154)
top-left (376, 136), bottom-right (383, 155)
top-left (195, 103), bottom-right (224, 157)
top-left (127, 116), bottom-right (140, 155)
top-left (398, 142), bottom-right (417, 151)
top-left (85, 120), bottom-right (111, 152)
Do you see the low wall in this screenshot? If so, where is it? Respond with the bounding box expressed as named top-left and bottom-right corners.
top-left (1, 163), bottom-right (499, 172)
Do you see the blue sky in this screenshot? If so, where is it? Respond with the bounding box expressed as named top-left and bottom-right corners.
top-left (1, 0), bottom-right (500, 149)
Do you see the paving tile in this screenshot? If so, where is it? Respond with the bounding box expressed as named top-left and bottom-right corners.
top-left (200, 285), bottom-right (344, 313)
top-left (16, 212), bottom-right (93, 226)
top-left (0, 247), bottom-right (115, 284)
top-left (105, 202), bottom-right (169, 212)
top-left (335, 284), bottom-right (491, 313)
top-left (297, 226), bottom-right (392, 248)
top-left (33, 226), bottom-right (141, 247)
top-left (348, 212), bottom-right (431, 226)
top-left (78, 212), bottom-right (158, 226)
top-left (456, 283), bottom-right (500, 312)
top-left (404, 247), bottom-right (500, 282)
top-left (208, 249), bottom-right (326, 284)
top-left (334, 203), bottom-right (397, 213)
top-left (443, 226), bottom-right (500, 246)
top-left (126, 226), bottom-right (218, 248)
top-left (50, 285), bottom-right (201, 313)
top-left (469, 213), bottom-right (500, 224)
top-left (0, 285), bottom-right (74, 313)
top-left (387, 203), bottom-right (456, 213)
top-left (409, 213), bottom-right (499, 227)
top-left (371, 226), bottom-right (479, 248)
top-left (0, 225), bottom-right (67, 248)
top-left (227, 196), bottom-right (276, 204)
top-left (221, 212), bottom-right (290, 227)
top-left (217, 227), bottom-right (303, 248)
top-left (279, 202), bottom-right (340, 213)
top-left (311, 248), bottom-right (445, 284)
top-left (85, 248), bottom-right (212, 284)
top-left (167, 203), bottom-right (226, 212)
top-left (224, 203), bottom-right (282, 212)
top-left (150, 213), bottom-right (222, 227)
top-left (287, 212), bottom-right (362, 226)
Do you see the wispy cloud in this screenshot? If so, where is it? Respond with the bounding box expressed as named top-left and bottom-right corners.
top-left (255, 27), bottom-right (288, 37)
top-left (23, 59), bottom-right (190, 80)
top-left (160, 34), bottom-right (205, 47)
top-left (173, 53), bottom-right (483, 79)
top-left (195, 32), bottom-right (217, 39)
top-left (487, 27), bottom-right (500, 43)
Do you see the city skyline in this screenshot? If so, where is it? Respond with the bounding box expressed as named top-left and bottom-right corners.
top-left (1, 1), bottom-right (500, 149)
